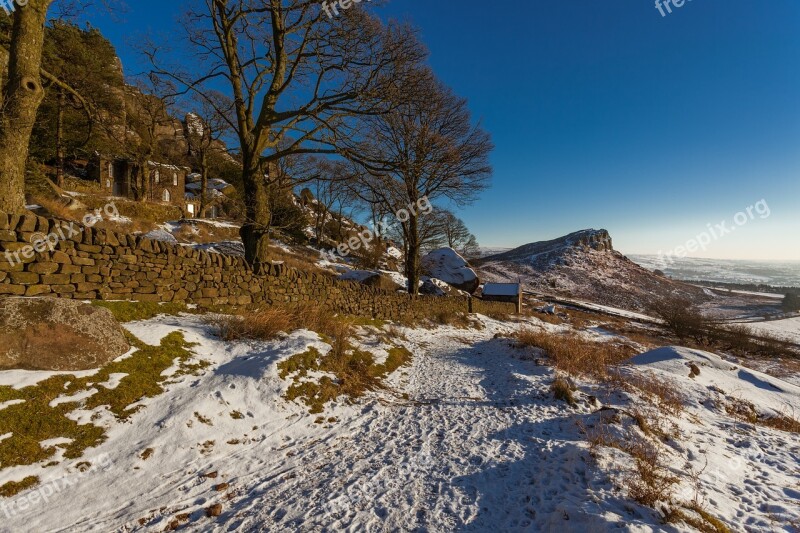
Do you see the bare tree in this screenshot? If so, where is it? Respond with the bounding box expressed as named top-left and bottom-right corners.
top-left (346, 69), bottom-right (493, 294)
top-left (147, 0), bottom-right (425, 270)
top-left (122, 79), bottom-right (178, 202)
top-left (184, 90), bottom-right (233, 217)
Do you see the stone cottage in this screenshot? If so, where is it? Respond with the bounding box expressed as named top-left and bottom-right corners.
top-left (88, 156), bottom-right (189, 213)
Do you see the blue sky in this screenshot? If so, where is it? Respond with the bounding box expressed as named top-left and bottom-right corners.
top-left (91, 0), bottom-right (800, 260)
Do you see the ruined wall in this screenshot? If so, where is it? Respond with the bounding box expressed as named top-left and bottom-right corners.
top-left (0, 213), bottom-right (516, 321)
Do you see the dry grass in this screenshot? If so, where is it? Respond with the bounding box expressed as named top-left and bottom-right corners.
top-left (664, 503), bottom-right (732, 533)
top-left (551, 375), bottom-right (577, 407)
top-left (431, 310), bottom-right (481, 329)
top-left (624, 438), bottom-right (680, 507)
top-left (268, 245), bottom-right (331, 275)
top-left (30, 195), bottom-right (77, 221)
top-left (609, 371), bottom-right (686, 418)
top-left (211, 304), bottom-right (340, 342)
top-left (63, 176), bottom-right (101, 194)
top-left (582, 417), bottom-right (680, 508)
top-left (516, 327), bottom-right (635, 379)
top-left (725, 397), bottom-right (800, 434)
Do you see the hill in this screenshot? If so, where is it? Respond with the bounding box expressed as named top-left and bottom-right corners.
top-left (475, 229), bottom-right (709, 312)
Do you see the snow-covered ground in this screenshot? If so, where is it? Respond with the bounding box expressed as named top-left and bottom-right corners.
top-left (745, 316), bottom-right (800, 344)
top-left (0, 315), bottom-right (798, 531)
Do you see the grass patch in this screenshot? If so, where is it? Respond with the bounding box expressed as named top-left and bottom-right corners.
top-left (211, 304), bottom-right (341, 342)
top-left (0, 332), bottom-right (197, 474)
top-left (278, 326), bottom-right (413, 414)
top-left (516, 327), bottom-right (634, 379)
top-left (0, 476), bottom-right (39, 498)
top-left (665, 503), bottom-right (732, 533)
top-left (92, 301), bottom-right (193, 323)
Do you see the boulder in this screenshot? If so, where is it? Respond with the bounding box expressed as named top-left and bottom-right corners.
top-left (419, 277), bottom-right (450, 297)
top-left (421, 248), bottom-right (480, 294)
top-left (0, 297), bottom-right (130, 371)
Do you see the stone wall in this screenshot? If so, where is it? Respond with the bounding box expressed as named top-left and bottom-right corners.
top-left (0, 213), bottom-right (517, 321)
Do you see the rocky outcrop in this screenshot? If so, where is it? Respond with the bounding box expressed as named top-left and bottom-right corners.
top-left (0, 297), bottom-right (129, 371)
top-left (478, 229), bottom-right (614, 265)
top-left (476, 229), bottom-right (709, 313)
top-left (421, 248), bottom-right (480, 294)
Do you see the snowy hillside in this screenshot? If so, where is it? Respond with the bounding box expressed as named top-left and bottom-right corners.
top-left (0, 311), bottom-right (797, 532)
top-left (476, 229), bottom-right (709, 312)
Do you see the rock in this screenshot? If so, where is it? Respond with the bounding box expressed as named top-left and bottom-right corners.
top-left (0, 297), bottom-right (130, 371)
top-left (206, 504), bottom-right (223, 518)
top-left (421, 248), bottom-right (480, 294)
top-left (419, 278), bottom-right (449, 296)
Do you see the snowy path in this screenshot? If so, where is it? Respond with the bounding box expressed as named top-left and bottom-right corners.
top-left (3, 316), bottom-right (798, 532)
top-left (188, 326), bottom-right (647, 532)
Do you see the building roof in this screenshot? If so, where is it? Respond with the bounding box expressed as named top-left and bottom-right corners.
top-left (483, 283), bottom-right (521, 297)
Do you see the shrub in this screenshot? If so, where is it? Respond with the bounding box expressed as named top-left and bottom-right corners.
top-left (648, 297), bottom-right (710, 341)
top-left (783, 292), bottom-right (800, 313)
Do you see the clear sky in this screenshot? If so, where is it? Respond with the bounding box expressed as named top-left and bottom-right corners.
top-left (90, 0), bottom-right (800, 261)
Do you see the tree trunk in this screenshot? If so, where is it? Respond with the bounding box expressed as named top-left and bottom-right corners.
top-left (239, 156), bottom-right (271, 270)
top-left (55, 88), bottom-right (65, 188)
top-left (138, 159), bottom-right (150, 202)
top-left (0, 0), bottom-right (52, 213)
top-left (199, 151), bottom-right (208, 218)
top-left (405, 216), bottom-right (421, 295)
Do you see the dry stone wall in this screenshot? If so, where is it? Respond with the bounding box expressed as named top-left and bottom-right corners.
top-left (0, 213), bottom-right (516, 321)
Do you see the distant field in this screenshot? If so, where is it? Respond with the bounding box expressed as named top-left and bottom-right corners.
top-left (630, 254), bottom-right (800, 289)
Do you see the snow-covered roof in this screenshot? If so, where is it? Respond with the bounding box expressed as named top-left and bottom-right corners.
top-left (483, 283), bottom-right (520, 297)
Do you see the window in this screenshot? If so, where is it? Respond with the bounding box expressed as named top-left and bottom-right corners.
top-left (162, 189), bottom-right (171, 202)
top-left (106, 179), bottom-right (111, 188)
top-left (173, 172), bottom-right (178, 186)
top-left (187, 203), bottom-right (195, 216)
top-left (154, 169), bottom-right (160, 183)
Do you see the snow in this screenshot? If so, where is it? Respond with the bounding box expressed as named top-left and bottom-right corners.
top-left (744, 316), bottom-right (800, 344)
top-left (0, 314), bottom-right (798, 531)
top-left (96, 373), bottom-right (128, 390)
top-left (338, 269), bottom-right (375, 283)
top-left (0, 369), bottom-right (98, 389)
top-left (141, 229), bottom-right (178, 244)
top-left (630, 346), bottom-right (800, 415)
top-left (483, 283), bottom-right (520, 297)
top-left (549, 297), bottom-right (661, 323)
top-left (421, 248), bottom-right (478, 288)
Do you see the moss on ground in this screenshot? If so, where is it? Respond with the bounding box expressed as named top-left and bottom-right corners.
top-left (0, 332), bottom-right (197, 478)
top-left (92, 301), bottom-right (194, 323)
top-left (0, 476), bottom-right (39, 498)
top-left (279, 344), bottom-right (413, 414)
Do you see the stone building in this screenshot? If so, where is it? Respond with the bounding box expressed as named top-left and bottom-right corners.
top-left (89, 156), bottom-right (189, 213)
